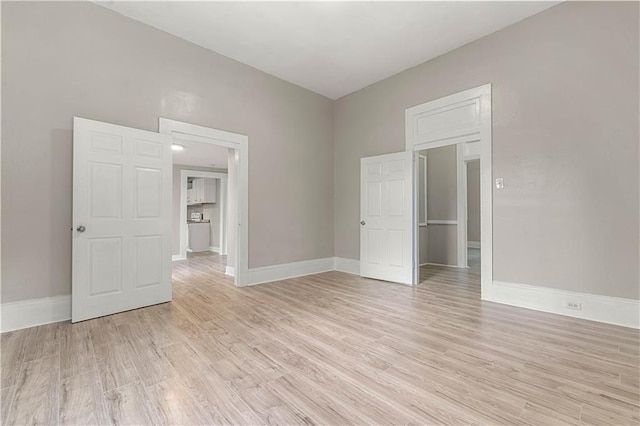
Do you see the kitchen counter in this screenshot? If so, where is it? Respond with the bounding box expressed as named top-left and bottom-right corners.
top-left (188, 221), bottom-right (210, 252)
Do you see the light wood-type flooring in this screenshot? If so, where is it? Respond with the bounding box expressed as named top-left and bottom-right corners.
top-left (1, 249), bottom-right (639, 425)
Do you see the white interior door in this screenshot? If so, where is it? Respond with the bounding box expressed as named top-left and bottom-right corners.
top-left (360, 151), bottom-right (414, 285)
top-left (72, 117), bottom-right (173, 322)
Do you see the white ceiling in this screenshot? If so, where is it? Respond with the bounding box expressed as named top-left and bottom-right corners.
top-left (172, 137), bottom-right (229, 169)
top-left (98, 1), bottom-right (559, 100)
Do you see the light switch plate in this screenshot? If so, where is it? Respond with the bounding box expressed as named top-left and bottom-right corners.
top-left (495, 178), bottom-right (504, 189)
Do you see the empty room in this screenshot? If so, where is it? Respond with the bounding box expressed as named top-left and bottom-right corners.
top-left (1, 1), bottom-right (638, 425)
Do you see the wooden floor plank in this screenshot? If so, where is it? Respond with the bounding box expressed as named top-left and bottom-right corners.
top-left (6, 354), bottom-right (59, 425)
top-left (59, 371), bottom-right (110, 426)
top-left (144, 376), bottom-right (219, 425)
top-left (1, 385), bottom-right (16, 426)
top-left (0, 331), bottom-right (25, 389)
top-left (104, 381), bottom-right (158, 425)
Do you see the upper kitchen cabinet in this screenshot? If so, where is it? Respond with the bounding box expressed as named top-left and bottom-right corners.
top-left (188, 178), bottom-right (216, 205)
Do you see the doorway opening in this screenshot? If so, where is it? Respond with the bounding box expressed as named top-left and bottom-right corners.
top-left (160, 118), bottom-right (249, 287)
top-left (406, 84), bottom-right (492, 299)
top-left (175, 157), bottom-right (229, 272)
top-left (416, 143), bottom-right (481, 286)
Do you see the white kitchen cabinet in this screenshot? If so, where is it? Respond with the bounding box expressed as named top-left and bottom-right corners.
top-left (187, 188), bottom-right (195, 205)
top-left (191, 178), bottom-right (216, 204)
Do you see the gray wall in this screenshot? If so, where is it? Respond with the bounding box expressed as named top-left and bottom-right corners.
top-left (426, 146), bottom-right (457, 222)
top-left (1, 1), bottom-right (334, 303)
top-left (426, 227), bottom-right (458, 267)
top-left (419, 227), bottom-right (429, 266)
top-left (417, 146), bottom-right (459, 266)
top-left (467, 160), bottom-right (481, 243)
top-left (334, 1), bottom-right (639, 299)
top-left (428, 146), bottom-right (458, 266)
top-left (204, 179), bottom-right (222, 248)
top-left (418, 152), bottom-right (427, 265)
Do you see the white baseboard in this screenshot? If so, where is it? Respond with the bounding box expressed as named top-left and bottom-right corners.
top-left (8, 261), bottom-right (637, 333)
top-left (247, 257), bottom-right (334, 286)
top-left (172, 255), bottom-right (186, 261)
top-left (333, 257), bottom-right (360, 275)
top-left (468, 241), bottom-right (481, 249)
top-left (209, 246), bottom-right (220, 254)
top-left (225, 266), bottom-right (235, 277)
top-left (1, 295), bottom-right (71, 333)
top-left (492, 281), bottom-right (640, 329)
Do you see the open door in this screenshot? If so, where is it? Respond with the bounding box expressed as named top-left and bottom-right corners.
top-left (72, 117), bottom-right (173, 322)
top-left (360, 151), bottom-right (414, 285)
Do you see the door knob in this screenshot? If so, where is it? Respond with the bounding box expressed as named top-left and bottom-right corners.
top-left (360, 220), bottom-right (366, 226)
top-left (76, 225), bottom-right (86, 232)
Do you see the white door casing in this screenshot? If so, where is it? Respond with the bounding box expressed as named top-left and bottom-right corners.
top-left (72, 117), bottom-right (173, 322)
top-left (360, 151), bottom-right (414, 285)
top-left (456, 144), bottom-right (468, 268)
top-left (405, 83), bottom-right (492, 299)
top-left (159, 118), bottom-right (249, 287)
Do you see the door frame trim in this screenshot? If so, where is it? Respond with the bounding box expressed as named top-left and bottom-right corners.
top-left (405, 84), bottom-right (493, 300)
top-left (159, 118), bottom-right (249, 287)
top-left (179, 170), bottom-right (228, 260)
top-left (417, 153), bottom-right (427, 227)
top-left (456, 144), bottom-right (468, 268)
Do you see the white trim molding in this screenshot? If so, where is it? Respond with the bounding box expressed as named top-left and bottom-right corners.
top-left (1, 295), bottom-right (71, 333)
top-left (334, 257), bottom-right (360, 275)
top-left (468, 241), bottom-right (481, 249)
top-left (427, 220), bottom-right (458, 225)
top-left (6, 263), bottom-right (638, 332)
top-left (456, 144), bottom-right (468, 268)
top-left (225, 266), bottom-right (235, 277)
top-left (172, 254), bottom-right (186, 261)
top-left (423, 262), bottom-right (468, 269)
top-left (492, 281), bottom-right (640, 329)
top-left (463, 141), bottom-right (481, 161)
top-left (247, 258), bottom-right (335, 286)
top-left (417, 154), bottom-right (427, 226)
top-left (209, 246), bottom-right (221, 253)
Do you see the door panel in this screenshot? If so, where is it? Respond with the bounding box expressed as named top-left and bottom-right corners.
top-left (88, 238), bottom-right (122, 296)
top-left (360, 151), bottom-right (414, 285)
top-left (133, 235), bottom-right (162, 288)
top-left (135, 167), bottom-right (162, 218)
top-left (73, 117), bottom-right (173, 322)
top-left (89, 162), bottom-right (122, 218)
top-left (366, 182), bottom-right (382, 216)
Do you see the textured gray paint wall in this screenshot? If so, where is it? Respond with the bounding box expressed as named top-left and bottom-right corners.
top-left (467, 160), bottom-right (481, 243)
